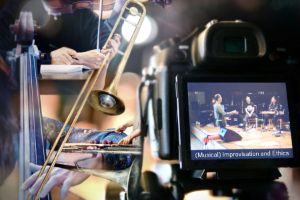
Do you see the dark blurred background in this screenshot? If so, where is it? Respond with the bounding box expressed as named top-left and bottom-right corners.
top-left (136, 0), bottom-right (300, 72)
top-left (132, 0), bottom-right (300, 73)
top-left (3, 0), bottom-right (300, 73)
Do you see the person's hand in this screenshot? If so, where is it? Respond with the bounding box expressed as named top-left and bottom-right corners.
top-left (22, 163), bottom-right (89, 199)
top-left (233, 110), bottom-right (239, 115)
top-left (118, 135), bottom-right (132, 145)
top-left (116, 121), bottom-right (133, 145)
top-left (73, 50), bottom-right (106, 69)
top-left (118, 129), bottom-right (141, 145)
top-left (115, 120), bottom-right (134, 133)
top-left (101, 34), bottom-right (121, 60)
top-left (50, 47), bottom-right (77, 65)
top-left (116, 119), bottom-right (141, 145)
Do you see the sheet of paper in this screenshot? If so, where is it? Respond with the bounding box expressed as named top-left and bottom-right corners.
top-left (40, 65), bottom-right (91, 74)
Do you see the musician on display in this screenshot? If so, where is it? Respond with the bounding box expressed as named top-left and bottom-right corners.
top-left (189, 82), bottom-right (291, 152)
top-left (0, 0), bottom-right (171, 199)
top-left (0, 6), bottom-right (124, 200)
top-left (213, 93), bottom-right (239, 128)
top-left (243, 96), bottom-right (258, 130)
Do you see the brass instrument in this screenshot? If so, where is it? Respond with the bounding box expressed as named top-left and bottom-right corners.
top-left (75, 158), bottom-right (141, 200)
top-left (63, 143), bottom-right (142, 155)
top-left (32, 1), bottom-right (146, 199)
top-left (49, 156), bottom-right (141, 200)
top-left (89, 1), bottom-right (146, 115)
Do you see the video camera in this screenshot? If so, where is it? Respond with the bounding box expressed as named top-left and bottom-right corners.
top-left (140, 20), bottom-right (300, 175)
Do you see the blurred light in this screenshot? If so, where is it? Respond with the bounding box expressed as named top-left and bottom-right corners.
top-left (151, 163), bottom-right (172, 184)
top-left (121, 15), bottom-right (158, 45)
top-left (185, 190), bottom-right (231, 200)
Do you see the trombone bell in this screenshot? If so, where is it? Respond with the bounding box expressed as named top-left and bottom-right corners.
top-left (89, 90), bottom-right (125, 115)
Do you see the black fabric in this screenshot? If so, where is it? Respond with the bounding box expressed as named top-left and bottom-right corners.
top-left (0, 0), bottom-right (29, 58)
top-left (36, 9), bottom-right (110, 53)
top-left (223, 129), bottom-right (242, 143)
top-left (245, 102), bottom-right (255, 113)
top-left (269, 102), bottom-right (279, 112)
top-left (0, 66), bottom-right (18, 185)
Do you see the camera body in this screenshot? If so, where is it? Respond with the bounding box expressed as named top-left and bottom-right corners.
top-left (147, 37), bottom-right (191, 160)
top-left (145, 20), bottom-right (300, 170)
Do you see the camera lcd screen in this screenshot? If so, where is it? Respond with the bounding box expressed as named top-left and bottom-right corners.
top-left (187, 82), bottom-right (293, 161)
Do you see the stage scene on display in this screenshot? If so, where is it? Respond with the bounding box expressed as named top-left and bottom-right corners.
top-left (188, 82), bottom-right (293, 160)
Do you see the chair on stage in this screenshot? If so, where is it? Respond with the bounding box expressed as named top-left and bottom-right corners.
top-left (244, 105), bottom-right (258, 131)
top-left (276, 107), bottom-right (285, 131)
top-left (245, 116), bottom-right (258, 130)
top-left (260, 107), bottom-right (284, 133)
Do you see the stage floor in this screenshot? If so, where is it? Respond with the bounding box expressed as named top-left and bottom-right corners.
top-left (191, 124), bottom-right (292, 150)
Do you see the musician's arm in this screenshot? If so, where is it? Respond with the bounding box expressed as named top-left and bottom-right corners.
top-left (249, 107), bottom-right (255, 115)
top-left (43, 116), bottom-right (133, 166)
top-left (247, 104), bottom-right (255, 116)
top-left (275, 104), bottom-right (279, 114)
top-left (268, 103), bottom-right (273, 111)
top-left (216, 104), bottom-right (227, 116)
top-left (43, 117), bottom-right (128, 144)
top-left (118, 128), bottom-right (141, 145)
top-left (245, 107), bottom-right (250, 116)
top-left (24, 118), bottom-right (134, 198)
top-left (37, 34), bottom-right (120, 73)
top-left (43, 117), bottom-right (98, 144)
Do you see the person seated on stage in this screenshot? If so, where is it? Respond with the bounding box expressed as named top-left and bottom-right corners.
top-left (243, 96), bottom-right (257, 128)
top-left (269, 96), bottom-right (280, 115)
top-left (264, 96), bottom-right (280, 129)
top-left (213, 94), bottom-right (239, 128)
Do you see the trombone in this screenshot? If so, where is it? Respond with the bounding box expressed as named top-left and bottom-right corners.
top-left (32, 1), bottom-right (146, 199)
top-left (89, 0), bottom-right (146, 115)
